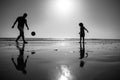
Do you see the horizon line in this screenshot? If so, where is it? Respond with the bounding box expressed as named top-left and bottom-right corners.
top-left (0, 37), bottom-right (120, 40)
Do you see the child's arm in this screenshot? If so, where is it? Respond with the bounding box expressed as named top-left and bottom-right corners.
top-left (84, 27), bottom-right (89, 33)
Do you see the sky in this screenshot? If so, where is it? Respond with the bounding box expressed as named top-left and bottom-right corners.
top-left (0, 0), bottom-right (120, 39)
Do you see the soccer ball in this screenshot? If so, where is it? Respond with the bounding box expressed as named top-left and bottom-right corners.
top-left (31, 31), bottom-right (36, 36)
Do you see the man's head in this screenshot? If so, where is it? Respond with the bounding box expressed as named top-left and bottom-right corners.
top-left (79, 22), bottom-right (83, 27)
top-left (23, 13), bottom-right (27, 18)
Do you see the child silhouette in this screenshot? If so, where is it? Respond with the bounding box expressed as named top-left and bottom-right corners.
top-left (79, 22), bottom-right (89, 44)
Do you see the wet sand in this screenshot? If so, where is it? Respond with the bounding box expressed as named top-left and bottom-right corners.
top-left (0, 40), bottom-right (120, 80)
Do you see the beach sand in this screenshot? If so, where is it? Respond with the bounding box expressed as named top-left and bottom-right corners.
top-left (0, 40), bottom-right (120, 80)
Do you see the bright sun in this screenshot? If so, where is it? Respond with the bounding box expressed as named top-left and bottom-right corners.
top-left (52, 0), bottom-right (74, 16)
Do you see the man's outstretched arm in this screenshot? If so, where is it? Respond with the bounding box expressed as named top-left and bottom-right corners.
top-left (11, 58), bottom-right (17, 68)
top-left (25, 20), bottom-right (29, 30)
top-left (25, 56), bottom-right (29, 65)
top-left (12, 18), bottom-right (18, 28)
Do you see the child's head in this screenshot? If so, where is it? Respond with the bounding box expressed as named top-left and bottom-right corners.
top-left (79, 22), bottom-right (83, 27)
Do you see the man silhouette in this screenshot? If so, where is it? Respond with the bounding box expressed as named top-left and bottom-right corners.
top-left (12, 13), bottom-right (29, 43)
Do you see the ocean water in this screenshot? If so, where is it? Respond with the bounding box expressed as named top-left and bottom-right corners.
top-left (0, 39), bottom-right (120, 80)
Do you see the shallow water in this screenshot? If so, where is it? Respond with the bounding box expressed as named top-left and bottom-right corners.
top-left (0, 40), bottom-right (120, 80)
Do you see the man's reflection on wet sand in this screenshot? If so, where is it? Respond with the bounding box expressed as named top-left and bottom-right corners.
top-left (11, 42), bottom-right (29, 74)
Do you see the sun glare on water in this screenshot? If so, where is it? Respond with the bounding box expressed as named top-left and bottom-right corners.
top-left (58, 65), bottom-right (72, 80)
top-left (57, 42), bottom-right (68, 47)
top-left (61, 42), bottom-right (66, 46)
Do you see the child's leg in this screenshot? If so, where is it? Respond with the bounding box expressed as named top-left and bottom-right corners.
top-left (80, 36), bottom-right (82, 43)
top-left (83, 37), bottom-right (85, 45)
top-left (80, 36), bottom-right (82, 48)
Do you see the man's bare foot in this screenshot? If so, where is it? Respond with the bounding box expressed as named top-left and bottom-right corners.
top-left (24, 41), bottom-right (28, 44)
